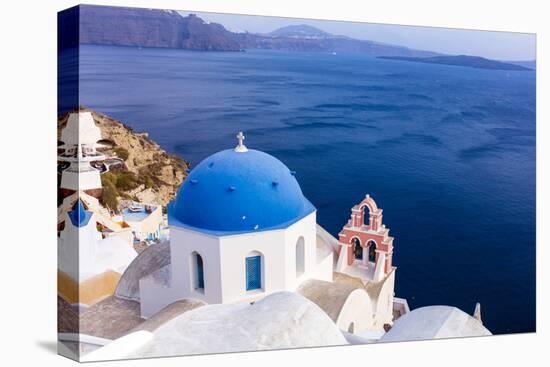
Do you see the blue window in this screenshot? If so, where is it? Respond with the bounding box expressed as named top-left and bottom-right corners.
top-left (246, 255), bottom-right (262, 291)
top-left (196, 254), bottom-right (204, 289)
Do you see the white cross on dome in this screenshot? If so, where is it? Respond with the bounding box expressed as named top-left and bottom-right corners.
top-left (235, 131), bottom-right (248, 152)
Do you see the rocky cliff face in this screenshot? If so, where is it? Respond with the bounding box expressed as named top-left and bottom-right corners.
top-left (69, 5), bottom-right (439, 57)
top-left (78, 5), bottom-right (242, 51)
top-left (79, 6), bottom-right (186, 49)
top-left (180, 14), bottom-right (241, 51)
top-left (58, 108), bottom-right (188, 207)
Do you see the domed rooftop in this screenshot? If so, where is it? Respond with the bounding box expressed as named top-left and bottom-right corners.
top-left (91, 292), bottom-right (347, 360)
top-left (169, 133), bottom-right (315, 235)
top-left (379, 306), bottom-right (491, 342)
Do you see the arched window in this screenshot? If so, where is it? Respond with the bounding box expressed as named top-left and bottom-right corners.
top-left (296, 237), bottom-right (305, 277)
top-left (352, 238), bottom-right (362, 260)
top-left (192, 252), bottom-right (204, 291)
top-left (246, 252), bottom-right (262, 291)
top-left (368, 241), bottom-right (376, 263)
top-left (348, 322), bottom-right (355, 333)
top-left (363, 205), bottom-right (371, 227)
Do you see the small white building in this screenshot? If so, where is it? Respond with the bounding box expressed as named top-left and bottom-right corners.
top-left (121, 204), bottom-right (163, 242)
top-left (139, 133), bottom-right (333, 317)
top-left (58, 198), bottom-right (137, 306)
top-left (59, 112), bottom-right (106, 196)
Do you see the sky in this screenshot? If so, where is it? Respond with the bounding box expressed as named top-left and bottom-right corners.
top-left (179, 11), bottom-right (536, 61)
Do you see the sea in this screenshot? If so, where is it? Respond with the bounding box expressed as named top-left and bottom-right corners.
top-left (60, 44), bottom-right (536, 335)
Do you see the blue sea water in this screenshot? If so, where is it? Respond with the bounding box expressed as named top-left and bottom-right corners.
top-left (68, 45), bottom-right (535, 335)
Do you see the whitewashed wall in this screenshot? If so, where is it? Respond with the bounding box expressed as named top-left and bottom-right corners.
top-left (371, 270), bottom-right (396, 330)
top-left (61, 168), bottom-right (102, 191)
top-left (169, 226), bottom-right (223, 304)
top-left (335, 288), bottom-right (374, 333)
top-left (139, 211), bottom-right (335, 317)
top-left (218, 227), bottom-right (287, 303)
top-left (283, 212), bottom-right (319, 289)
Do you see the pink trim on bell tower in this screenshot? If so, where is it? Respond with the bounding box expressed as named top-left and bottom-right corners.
top-left (337, 194), bottom-right (394, 277)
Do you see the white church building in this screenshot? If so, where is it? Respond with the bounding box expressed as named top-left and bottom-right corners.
top-left (133, 131), bottom-right (400, 337)
top-left (139, 133), bottom-right (334, 317)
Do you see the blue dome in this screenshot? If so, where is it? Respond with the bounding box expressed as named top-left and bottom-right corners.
top-left (169, 148), bottom-right (315, 235)
top-left (69, 199), bottom-right (92, 228)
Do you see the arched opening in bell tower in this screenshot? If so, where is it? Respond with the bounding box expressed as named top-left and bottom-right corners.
top-left (362, 205), bottom-right (370, 228)
top-left (367, 240), bottom-right (377, 263)
top-left (352, 237), bottom-right (362, 260)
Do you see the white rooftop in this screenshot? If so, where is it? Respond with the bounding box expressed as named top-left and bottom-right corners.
top-left (61, 112), bottom-right (103, 146)
top-left (84, 292), bottom-right (348, 360)
top-left (380, 305), bottom-right (491, 342)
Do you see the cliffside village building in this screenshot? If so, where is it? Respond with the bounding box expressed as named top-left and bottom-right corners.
top-left (57, 112), bottom-right (165, 306)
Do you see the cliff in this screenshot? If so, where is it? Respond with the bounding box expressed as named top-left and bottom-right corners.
top-left (77, 6), bottom-right (241, 51)
top-left (58, 108), bottom-right (188, 209)
top-left (67, 5), bottom-right (438, 57)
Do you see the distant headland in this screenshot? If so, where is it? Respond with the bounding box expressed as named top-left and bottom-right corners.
top-left (378, 55), bottom-right (533, 71)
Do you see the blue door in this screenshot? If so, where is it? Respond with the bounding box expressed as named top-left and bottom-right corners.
top-left (246, 255), bottom-right (262, 291)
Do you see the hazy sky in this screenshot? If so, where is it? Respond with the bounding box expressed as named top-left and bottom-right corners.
top-left (180, 11), bottom-right (535, 61)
